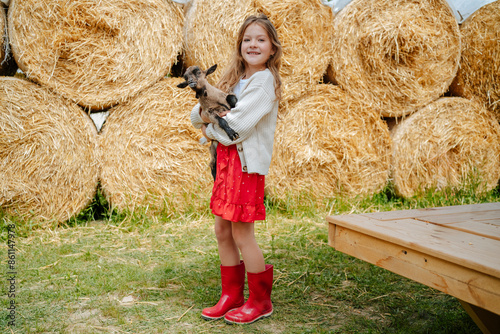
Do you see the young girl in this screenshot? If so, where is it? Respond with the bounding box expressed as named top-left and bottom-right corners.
top-left (190, 14), bottom-right (282, 324)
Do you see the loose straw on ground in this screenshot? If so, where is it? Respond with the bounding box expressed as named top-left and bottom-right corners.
top-left (328, 0), bottom-right (461, 118)
top-left (391, 97), bottom-right (500, 198)
top-left (449, 1), bottom-right (500, 121)
top-left (182, 0), bottom-right (257, 84)
top-left (8, 0), bottom-right (183, 110)
top-left (267, 83), bottom-right (391, 201)
top-left (0, 77), bottom-right (99, 223)
top-left (99, 77), bottom-right (213, 214)
top-left (255, 0), bottom-right (334, 104)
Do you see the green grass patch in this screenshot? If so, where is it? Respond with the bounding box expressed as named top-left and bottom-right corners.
top-left (1, 183), bottom-right (495, 333)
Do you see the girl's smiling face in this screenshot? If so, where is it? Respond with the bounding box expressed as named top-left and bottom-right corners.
top-left (241, 23), bottom-right (275, 78)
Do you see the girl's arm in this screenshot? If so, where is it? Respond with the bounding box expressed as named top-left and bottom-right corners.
top-left (190, 103), bottom-right (204, 129)
top-left (205, 83), bottom-right (275, 146)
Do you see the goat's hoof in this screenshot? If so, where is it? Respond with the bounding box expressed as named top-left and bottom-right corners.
top-left (231, 132), bottom-right (239, 141)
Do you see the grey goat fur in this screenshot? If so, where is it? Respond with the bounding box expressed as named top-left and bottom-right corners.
top-left (177, 64), bottom-right (239, 180)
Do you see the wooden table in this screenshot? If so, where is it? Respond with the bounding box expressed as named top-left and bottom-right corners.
top-left (327, 202), bottom-right (500, 334)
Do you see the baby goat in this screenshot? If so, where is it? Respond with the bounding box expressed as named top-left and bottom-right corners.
top-left (177, 64), bottom-right (239, 180)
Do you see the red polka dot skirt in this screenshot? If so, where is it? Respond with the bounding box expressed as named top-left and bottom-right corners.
top-left (210, 144), bottom-right (266, 223)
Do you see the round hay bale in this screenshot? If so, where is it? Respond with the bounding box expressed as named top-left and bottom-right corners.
top-left (183, 0), bottom-right (257, 84)
top-left (8, 0), bottom-right (183, 110)
top-left (99, 77), bottom-right (213, 214)
top-left (255, 0), bottom-right (334, 101)
top-left (391, 97), bottom-right (500, 198)
top-left (278, 79), bottom-right (310, 115)
top-left (328, 0), bottom-right (461, 118)
top-left (267, 83), bottom-right (391, 201)
top-left (0, 77), bottom-right (99, 223)
top-left (449, 1), bottom-right (500, 120)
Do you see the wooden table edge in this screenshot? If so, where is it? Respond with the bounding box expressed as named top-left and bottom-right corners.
top-left (327, 221), bottom-right (500, 316)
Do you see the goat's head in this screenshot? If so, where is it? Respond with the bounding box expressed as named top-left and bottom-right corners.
top-left (177, 64), bottom-right (218, 90)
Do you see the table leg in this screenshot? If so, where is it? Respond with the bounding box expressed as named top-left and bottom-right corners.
top-left (459, 300), bottom-right (500, 334)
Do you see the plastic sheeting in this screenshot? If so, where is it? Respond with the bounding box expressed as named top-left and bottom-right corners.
top-left (445, 0), bottom-right (497, 23)
top-left (320, 0), bottom-right (352, 14)
top-left (320, 0), bottom-right (498, 23)
top-left (90, 111), bottom-right (109, 133)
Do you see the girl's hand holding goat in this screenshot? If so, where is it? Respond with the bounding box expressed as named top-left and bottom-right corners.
top-left (200, 109), bottom-right (230, 141)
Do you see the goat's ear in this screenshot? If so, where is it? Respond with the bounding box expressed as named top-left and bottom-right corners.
top-left (177, 81), bottom-right (188, 88)
top-left (206, 64), bottom-right (217, 76)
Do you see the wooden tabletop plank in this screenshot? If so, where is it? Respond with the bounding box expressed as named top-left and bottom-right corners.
top-left (417, 211), bottom-right (500, 225)
top-left (326, 215), bottom-right (500, 278)
top-left (359, 203), bottom-right (500, 221)
top-left (334, 206), bottom-right (500, 241)
top-left (421, 219), bottom-right (500, 241)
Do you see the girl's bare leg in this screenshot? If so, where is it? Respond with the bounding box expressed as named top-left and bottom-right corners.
top-left (214, 215), bottom-right (240, 266)
top-left (231, 221), bottom-right (265, 273)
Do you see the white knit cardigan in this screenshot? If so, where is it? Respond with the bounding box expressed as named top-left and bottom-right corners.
top-left (190, 69), bottom-right (279, 175)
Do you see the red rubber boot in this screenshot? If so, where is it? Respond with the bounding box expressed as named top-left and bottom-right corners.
top-left (201, 261), bottom-right (245, 320)
top-left (224, 264), bottom-right (273, 324)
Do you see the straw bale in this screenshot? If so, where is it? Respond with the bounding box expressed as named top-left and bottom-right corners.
top-left (391, 97), bottom-right (500, 198)
top-left (449, 1), bottom-right (500, 120)
top-left (8, 0), bottom-right (183, 110)
top-left (267, 84), bottom-right (391, 201)
top-left (99, 77), bottom-right (213, 214)
top-left (183, 0), bottom-right (257, 84)
top-left (255, 0), bottom-right (334, 101)
top-left (278, 79), bottom-right (310, 114)
top-left (328, 0), bottom-right (461, 118)
top-left (0, 77), bottom-right (99, 222)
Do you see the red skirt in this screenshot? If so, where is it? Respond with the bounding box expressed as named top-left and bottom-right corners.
top-left (210, 144), bottom-right (266, 223)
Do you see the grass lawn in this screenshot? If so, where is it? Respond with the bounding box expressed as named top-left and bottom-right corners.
top-left (2, 184), bottom-right (497, 333)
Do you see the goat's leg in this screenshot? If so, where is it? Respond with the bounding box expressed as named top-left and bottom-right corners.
top-left (215, 115), bottom-right (239, 141)
top-left (209, 140), bottom-right (218, 181)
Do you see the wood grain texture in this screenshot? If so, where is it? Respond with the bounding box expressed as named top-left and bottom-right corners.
top-left (327, 202), bottom-right (500, 318)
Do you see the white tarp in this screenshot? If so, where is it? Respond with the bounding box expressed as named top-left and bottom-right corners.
top-left (90, 111), bottom-right (109, 133)
top-left (320, 0), bottom-right (498, 24)
top-left (320, 0), bottom-right (352, 14)
top-left (445, 0), bottom-right (497, 23)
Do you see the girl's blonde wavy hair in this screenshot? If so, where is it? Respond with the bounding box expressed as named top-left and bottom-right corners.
top-left (217, 14), bottom-right (282, 101)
